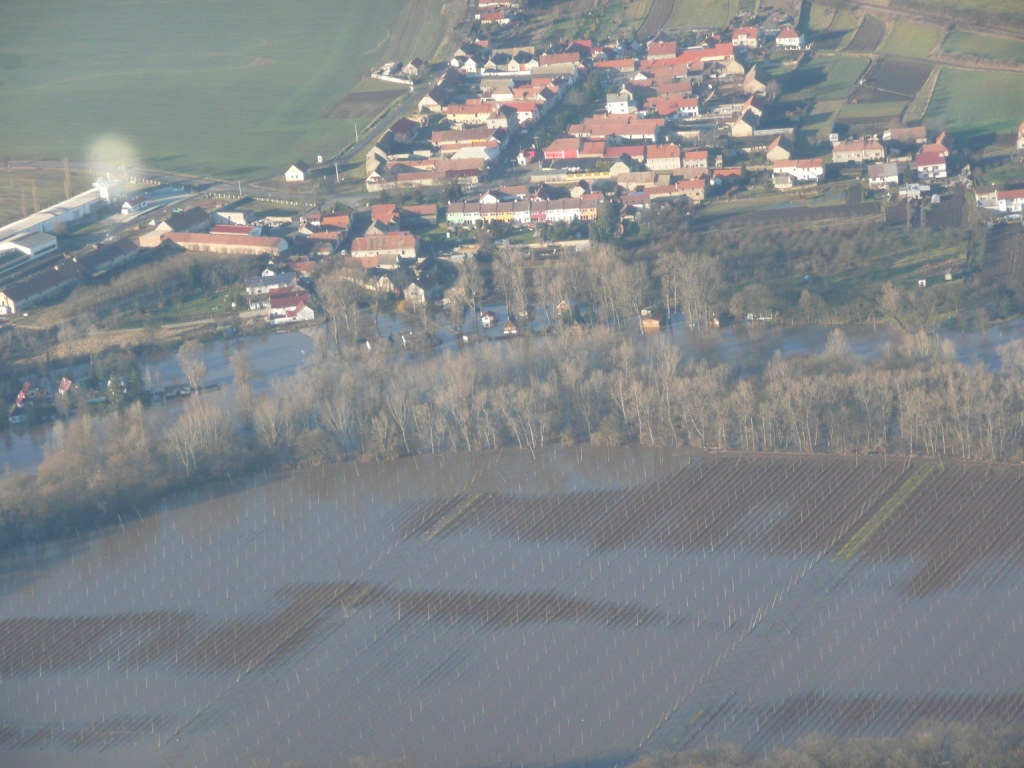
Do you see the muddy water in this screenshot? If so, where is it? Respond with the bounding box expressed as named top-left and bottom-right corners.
top-left (1, 447), bottom-right (1023, 768)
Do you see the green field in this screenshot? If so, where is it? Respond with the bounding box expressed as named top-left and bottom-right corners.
top-left (664, 0), bottom-right (738, 33)
top-left (891, 0), bottom-right (1024, 30)
top-left (777, 55), bottom-right (868, 105)
top-left (0, 0), bottom-right (454, 180)
top-left (942, 29), bottom-right (1024, 63)
top-left (924, 68), bottom-right (1024, 137)
top-left (878, 21), bottom-right (943, 58)
top-left (839, 100), bottom-right (907, 119)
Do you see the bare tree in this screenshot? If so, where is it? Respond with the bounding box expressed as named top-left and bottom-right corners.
top-left (177, 339), bottom-right (207, 392)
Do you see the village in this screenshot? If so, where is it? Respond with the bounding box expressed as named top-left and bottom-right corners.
top-left (3, 0), bottom-right (1024, 423)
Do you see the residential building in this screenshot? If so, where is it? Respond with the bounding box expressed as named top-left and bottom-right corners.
top-left (245, 272), bottom-right (297, 296)
top-left (646, 144), bottom-right (682, 171)
top-left (269, 298), bottom-right (315, 325)
top-left (350, 232), bottom-right (418, 269)
top-left (832, 139), bottom-right (885, 163)
top-left (773, 158), bottom-right (825, 182)
top-left (915, 152), bottom-right (947, 180)
top-left (731, 111), bottom-right (758, 137)
top-left (646, 41), bottom-right (677, 60)
top-left (996, 189), bottom-right (1024, 213)
top-left (606, 92), bottom-right (635, 115)
top-left (544, 137), bottom-right (581, 159)
top-left (285, 161), bottom-right (310, 182)
top-left (732, 26), bottom-right (759, 48)
top-left (775, 28), bottom-right (804, 49)
top-left (868, 162), bottom-right (900, 188)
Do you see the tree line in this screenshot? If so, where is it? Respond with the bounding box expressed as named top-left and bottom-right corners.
top-left (6, 310), bottom-right (1024, 548)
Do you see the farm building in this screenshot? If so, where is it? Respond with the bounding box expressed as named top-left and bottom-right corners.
top-left (884, 125), bottom-right (928, 145)
top-left (775, 28), bottom-right (804, 49)
top-left (766, 135), bottom-right (793, 162)
top-left (213, 209), bottom-right (252, 226)
top-left (0, 189), bottom-right (106, 246)
top-left (743, 65), bottom-right (767, 95)
top-left (868, 162), bottom-right (900, 188)
top-left (210, 224), bottom-right (262, 236)
top-left (0, 263), bottom-right (81, 315)
top-left (915, 152), bottom-right (947, 180)
top-left (350, 232), bottom-right (418, 269)
top-left (832, 139), bottom-right (885, 164)
top-left (164, 232), bottom-right (289, 256)
top-left (155, 207), bottom-right (211, 235)
top-left (285, 161), bottom-right (310, 182)
top-left (72, 238), bottom-right (140, 277)
top-left (0, 231), bottom-right (58, 260)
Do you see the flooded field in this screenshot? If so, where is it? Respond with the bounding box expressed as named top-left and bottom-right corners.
top-left (2, 448), bottom-right (1024, 768)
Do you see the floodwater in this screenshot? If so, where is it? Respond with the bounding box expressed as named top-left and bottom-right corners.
top-left (1, 447), bottom-right (1023, 768)
top-left (4, 316), bottom-right (1023, 475)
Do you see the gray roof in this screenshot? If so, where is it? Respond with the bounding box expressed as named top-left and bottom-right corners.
top-left (163, 207), bottom-right (210, 232)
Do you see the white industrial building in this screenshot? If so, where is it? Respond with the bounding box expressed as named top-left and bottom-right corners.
top-left (0, 188), bottom-right (107, 246)
top-left (0, 231), bottom-right (58, 259)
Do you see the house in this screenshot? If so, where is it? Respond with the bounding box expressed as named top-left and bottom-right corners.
top-left (369, 203), bottom-right (402, 233)
top-left (921, 131), bottom-right (953, 158)
top-left (402, 58), bottom-right (427, 78)
top-left (350, 231), bottom-right (418, 269)
top-left (640, 308), bottom-right (667, 331)
top-left (996, 189), bottom-right (1024, 213)
top-left (743, 65), bottom-right (767, 95)
top-left (544, 137), bottom-right (581, 160)
top-left (773, 158), bottom-right (825, 182)
top-left (832, 139), bottom-right (885, 164)
top-left (405, 280), bottom-right (443, 305)
top-left (0, 263), bottom-right (81, 315)
top-left (732, 26), bottom-right (759, 48)
top-left (646, 41), bottom-right (677, 60)
top-left (245, 272), bottom-right (297, 296)
top-left (731, 111), bottom-right (759, 137)
top-left (269, 298), bottom-right (315, 325)
top-left (152, 206), bottom-right (211, 236)
top-left (765, 135), bottom-right (793, 162)
top-left (503, 315), bottom-right (519, 335)
top-left (868, 162), bottom-right (900, 188)
top-left (480, 310), bottom-right (497, 328)
top-left (121, 195), bottom-right (149, 215)
top-left (606, 91), bottom-right (635, 115)
top-left (285, 161), bottom-right (310, 182)
top-left (915, 152), bottom-right (947, 180)
top-left (775, 28), bottom-right (804, 49)
top-left (683, 150), bottom-right (709, 169)
top-left (646, 144), bottom-right (682, 171)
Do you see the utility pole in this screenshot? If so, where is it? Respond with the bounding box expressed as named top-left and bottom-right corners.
top-left (355, 124), bottom-right (359, 142)
top-left (238, 180), bottom-right (242, 197)
top-left (334, 162), bottom-right (340, 183)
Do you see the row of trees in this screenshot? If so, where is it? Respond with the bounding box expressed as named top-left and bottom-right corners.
top-left (8, 320), bottom-right (1024, 543)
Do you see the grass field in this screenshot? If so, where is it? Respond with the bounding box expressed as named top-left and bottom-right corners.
top-left (664, 0), bottom-right (738, 33)
top-left (925, 68), bottom-right (1024, 138)
top-left (892, 0), bottom-right (1024, 29)
top-left (813, 9), bottom-right (860, 51)
top-left (877, 20), bottom-right (943, 58)
top-left (942, 29), bottom-right (1024, 63)
top-left (839, 100), bottom-right (907, 119)
top-left (777, 55), bottom-right (867, 105)
top-left (0, 0), bottom-right (456, 180)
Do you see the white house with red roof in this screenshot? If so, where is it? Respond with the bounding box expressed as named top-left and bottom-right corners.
top-left (915, 152), bottom-right (947, 180)
top-left (775, 28), bottom-right (804, 49)
top-left (732, 27), bottom-right (759, 48)
top-left (996, 189), bottom-right (1024, 213)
